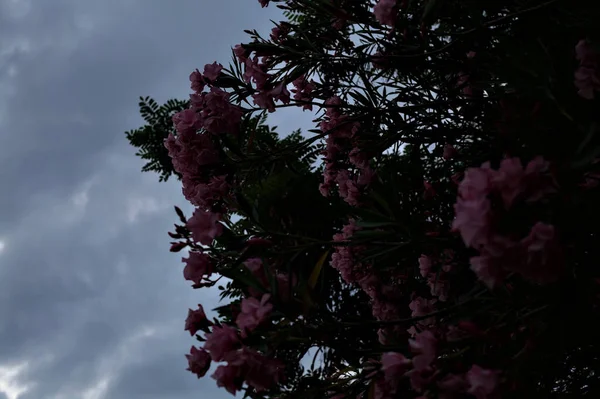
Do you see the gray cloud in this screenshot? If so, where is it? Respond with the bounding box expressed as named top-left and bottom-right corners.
top-left (0, 0), bottom-right (298, 398)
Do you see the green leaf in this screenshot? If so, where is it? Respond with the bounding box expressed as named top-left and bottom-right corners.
top-left (353, 220), bottom-right (398, 228)
top-left (309, 250), bottom-right (329, 289)
top-left (349, 90), bottom-right (372, 107)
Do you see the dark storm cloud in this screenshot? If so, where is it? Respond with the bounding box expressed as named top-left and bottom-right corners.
top-left (0, 0), bottom-right (291, 398)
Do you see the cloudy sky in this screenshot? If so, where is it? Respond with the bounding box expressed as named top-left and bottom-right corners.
top-left (0, 1), bottom-right (315, 398)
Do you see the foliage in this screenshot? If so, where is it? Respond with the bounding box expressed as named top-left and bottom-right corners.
top-left (125, 96), bottom-right (188, 182)
top-left (126, 0), bottom-right (600, 398)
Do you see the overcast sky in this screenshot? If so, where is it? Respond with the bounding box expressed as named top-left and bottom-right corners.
top-left (0, 1), bottom-right (315, 398)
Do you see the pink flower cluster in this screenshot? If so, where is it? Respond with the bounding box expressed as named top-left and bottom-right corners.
top-left (180, 209), bottom-right (223, 288)
top-left (242, 56), bottom-right (270, 89)
top-left (185, 304), bottom-right (213, 336)
top-left (186, 346), bottom-right (211, 378)
top-left (270, 22), bottom-right (291, 43)
top-left (331, 220), bottom-right (406, 346)
top-left (183, 250), bottom-right (214, 288)
top-left (418, 252), bottom-right (453, 303)
top-left (319, 97), bottom-right (375, 205)
top-left (575, 39), bottom-right (600, 100)
top-left (187, 316), bottom-right (284, 395)
top-left (213, 347), bottom-right (284, 394)
top-left (236, 50), bottom-right (292, 113)
top-left (373, 0), bottom-right (398, 27)
top-left (375, 254), bottom-right (468, 396)
top-left (189, 87), bottom-right (244, 136)
top-left (331, 219), bottom-right (370, 285)
top-left (453, 157), bottom-right (561, 288)
top-left (291, 75), bottom-right (316, 111)
top-left (375, 331), bottom-right (500, 398)
top-left (236, 293), bottom-right (273, 338)
top-left (165, 62), bottom-right (245, 211)
top-left (168, 59), bottom-right (291, 396)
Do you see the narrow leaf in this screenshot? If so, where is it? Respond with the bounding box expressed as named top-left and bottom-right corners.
top-left (309, 250), bottom-right (329, 289)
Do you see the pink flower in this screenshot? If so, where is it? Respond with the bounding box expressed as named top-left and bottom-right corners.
top-left (319, 182), bottom-right (330, 197)
top-left (252, 90), bottom-right (276, 112)
top-left (358, 273), bottom-right (380, 299)
top-left (343, 179), bottom-right (361, 206)
top-left (374, 0), bottom-right (397, 27)
top-left (427, 274), bottom-right (449, 302)
top-left (381, 352), bottom-right (410, 381)
top-left (378, 328), bottom-right (390, 345)
top-left (409, 368), bottom-right (433, 394)
top-left (519, 222), bottom-right (562, 283)
top-left (523, 156), bottom-right (556, 202)
top-left (236, 294), bottom-right (273, 337)
top-left (172, 109), bottom-right (200, 135)
top-left (577, 39), bottom-right (596, 62)
top-left (201, 87), bottom-right (243, 135)
top-left (182, 175), bottom-right (230, 210)
top-left (409, 297), bottom-right (436, 326)
top-left (189, 69), bottom-right (205, 93)
top-left (258, 0), bottom-right (269, 7)
top-left (182, 251), bottom-right (213, 286)
top-left (208, 174), bottom-right (230, 195)
top-left (438, 373), bottom-right (468, 397)
top-left (233, 44), bottom-right (248, 63)
top-left (418, 255), bottom-right (432, 277)
top-left (186, 346), bottom-right (211, 378)
top-left (244, 57), bottom-right (270, 89)
top-left (270, 26), bottom-right (282, 42)
top-left (580, 170), bottom-right (600, 189)
top-left (458, 166), bottom-right (493, 200)
top-left (357, 165), bottom-right (375, 186)
top-left (466, 365), bottom-right (500, 399)
top-left (291, 75), bottom-right (315, 110)
top-left (203, 62), bottom-right (223, 81)
top-left (166, 132), bottom-right (219, 176)
top-left (469, 254), bottom-right (504, 289)
top-left (336, 169), bottom-right (362, 206)
top-left (349, 147), bottom-right (368, 169)
top-left (225, 347), bottom-right (285, 392)
top-left (377, 352), bottom-right (410, 396)
top-left (452, 196), bottom-right (491, 249)
top-left (575, 67), bottom-right (599, 99)
top-left (493, 157), bottom-right (525, 208)
top-left (372, 299), bottom-right (400, 321)
top-left (409, 330), bottom-right (437, 371)
top-left (204, 325), bottom-right (240, 361)
top-left (187, 209), bottom-right (223, 245)
top-left (212, 364), bottom-right (243, 395)
top-left (244, 257), bottom-right (263, 274)
top-left (407, 331), bottom-right (437, 392)
top-left (443, 143), bottom-right (458, 160)
top-left (185, 304), bottom-right (212, 336)
top-left (575, 39), bottom-right (600, 100)
top-left (269, 82), bottom-right (291, 104)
